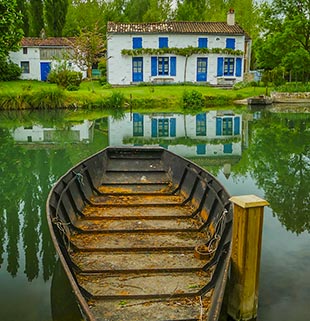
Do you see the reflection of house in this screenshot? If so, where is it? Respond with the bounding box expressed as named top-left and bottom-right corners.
top-left (108, 111), bottom-right (242, 158)
top-left (107, 10), bottom-right (251, 85)
top-left (11, 120), bottom-right (94, 144)
top-left (9, 37), bottom-right (86, 81)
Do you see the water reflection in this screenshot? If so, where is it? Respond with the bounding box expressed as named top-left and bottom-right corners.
top-left (0, 108), bottom-right (309, 321)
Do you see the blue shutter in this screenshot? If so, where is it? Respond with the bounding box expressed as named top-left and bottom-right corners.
top-left (197, 144), bottom-right (206, 155)
top-left (170, 57), bottom-right (176, 76)
top-left (170, 118), bottom-right (176, 137)
top-left (223, 143), bottom-right (233, 154)
top-left (236, 58), bottom-right (242, 77)
top-left (198, 38), bottom-right (208, 48)
top-left (159, 37), bottom-right (168, 48)
top-left (216, 118), bottom-right (222, 136)
top-left (151, 118), bottom-right (158, 137)
top-left (226, 38), bottom-right (235, 49)
top-left (132, 37), bottom-right (142, 49)
top-left (196, 113), bottom-right (206, 122)
top-left (133, 113), bottom-right (142, 122)
top-left (151, 57), bottom-right (157, 76)
top-left (217, 57), bottom-right (223, 76)
top-left (234, 116), bottom-right (240, 135)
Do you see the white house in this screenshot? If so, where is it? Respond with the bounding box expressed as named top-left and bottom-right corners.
top-left (9, 37), bottom-right (86, 81)
top-left (107, 10), bottom-right (251, 86)
top-left (11, 120), bottom-right (94, 144)
top-left (108, 110), bottom-right (242, 158)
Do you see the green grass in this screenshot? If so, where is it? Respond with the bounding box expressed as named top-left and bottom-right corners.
top-left (0, 80), bottom-right (267, 111)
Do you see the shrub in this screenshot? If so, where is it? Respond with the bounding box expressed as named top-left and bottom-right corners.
top-left (48, 69), bottom-right (82, 90)
top-left (0, 59), bottom-right (21, 81)
top-left (29, 88), bottom-right (66, 109)
top-left (181, 90), bottom-right (204, 114)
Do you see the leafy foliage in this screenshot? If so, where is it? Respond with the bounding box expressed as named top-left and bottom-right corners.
top-left (47, 60), bottom-right (82, 90)
top-left (121, 46), bottom-right (243, 57)
top-left (0, 59), bottom-right (21, 81)
top-left (181, 90), bottom-right (204, 114)
top-left (44, 0), bottom-right (69, 36)
top-left (254, 0), bottom-right (310, 82)
top-left (0, 0), bottom-right (23, 58)
top-left (68, 24), bottom-right (105, 78)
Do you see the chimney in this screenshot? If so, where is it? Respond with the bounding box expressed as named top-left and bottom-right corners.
top-left (227, 8), bottom-right (235, 26)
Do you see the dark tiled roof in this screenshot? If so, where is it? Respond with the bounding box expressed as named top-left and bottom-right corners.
top-left (21, 37), bottom-right (76, 47)
top-left (107, 21), bottom-right (246, 35)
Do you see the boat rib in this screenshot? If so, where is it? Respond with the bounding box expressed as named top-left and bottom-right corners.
top-left (47, 147), bottom-right (232, 321)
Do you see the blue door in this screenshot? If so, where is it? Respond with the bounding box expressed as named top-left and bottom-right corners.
top-left (132, 57), bottom-right (143, 82)
top-left (40, 62), bottom-right (51, 81)
top-left (197, 58), bottom-right (208, 81)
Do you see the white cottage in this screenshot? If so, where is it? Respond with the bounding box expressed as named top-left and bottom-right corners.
top-left (107, 10), bottom-right (251, 86)
top-left (9, 37), bottom-right (86, 81)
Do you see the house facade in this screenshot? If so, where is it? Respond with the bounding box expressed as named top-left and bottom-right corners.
top-left (108, 110), bottom-right (242, 158)
top-left (107, 10), bottom-right (251, 86)
top-left (9, 37), bottom-right (86, 81)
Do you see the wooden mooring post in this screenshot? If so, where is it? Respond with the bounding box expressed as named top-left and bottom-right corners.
top-left (228, 195), bottom-right (269, 321)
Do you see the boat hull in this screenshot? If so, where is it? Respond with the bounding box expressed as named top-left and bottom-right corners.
top-left (46, 147), bottom-right (232, 321)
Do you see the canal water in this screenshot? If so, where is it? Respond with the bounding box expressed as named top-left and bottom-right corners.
top-left (0, 106), bottom-right (309, 321)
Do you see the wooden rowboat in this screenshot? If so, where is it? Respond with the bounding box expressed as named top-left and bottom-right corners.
top-left (46, 147), bottom-right (232, 321)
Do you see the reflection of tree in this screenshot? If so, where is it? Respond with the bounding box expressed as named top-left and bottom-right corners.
top-left (246, 113), bottom-right (310, 234)
top-left (0, 113), bottom-right (109, 280)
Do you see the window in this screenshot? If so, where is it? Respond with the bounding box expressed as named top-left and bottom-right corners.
top-left (133, 113), bottom-right (144, 136)
top-left (196, 113), bottom-right (206, 136)
top-left (226, 38), bottom-right (235, 49)
top-left (198, 38), bottom-right (208, 48)
top-left (23, 48), bottom-right (28, 54)
top-left (158, 119), bottom-right (169, 137)
top-left (132, 37), bottom-right (142, 49)
top-left (21, 61), bottom-right (30, 73)
top-left (222, 118), bottom-right (233, 135)
top-left (224, 58), bottom-right (234, 76)
top-left (151, 57), bottom-right (176, 77)
top-left (151, 118), bottom-right (176, 137)
top-left (158, 57), bottom-right (169, 75)
top-left (159, 37), bottom-right (168, 48)
top-left (217, 57), bottom-right (242, 77)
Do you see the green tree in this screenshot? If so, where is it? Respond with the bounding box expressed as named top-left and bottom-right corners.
top-left (16, 0), bottom-right (30, 36)
top-left (69, 24), bottom-right (105, 78)
top-left (44, 0), bottom-right (69, 36)
top-left (29, 0), bottom-right (44, 36)
top-left (175, 0), bottom-right (207, 21)
top-left (254, 0), bottom-right (310, 82)
top-left (0, 0), bottom-right (23, 58)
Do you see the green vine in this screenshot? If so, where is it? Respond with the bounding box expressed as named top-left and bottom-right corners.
top-left (121, 46), bottom-right (243, 57)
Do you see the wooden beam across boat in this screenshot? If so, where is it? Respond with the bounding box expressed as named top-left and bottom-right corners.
top-left (46, 147), bottom-right (233, 321)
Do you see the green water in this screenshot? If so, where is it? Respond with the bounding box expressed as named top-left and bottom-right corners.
top-left (0, 108), bottom-right (309, 321)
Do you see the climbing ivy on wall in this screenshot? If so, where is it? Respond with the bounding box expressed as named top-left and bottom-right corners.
top-left (121, 46), bottom-right (243, 56)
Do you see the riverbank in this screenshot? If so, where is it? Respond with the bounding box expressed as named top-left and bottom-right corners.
top-left (0, 80), bottom-right (267, 111)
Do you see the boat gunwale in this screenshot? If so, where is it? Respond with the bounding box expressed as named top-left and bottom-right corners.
top-left (46, 146), bottom-right (232, 321)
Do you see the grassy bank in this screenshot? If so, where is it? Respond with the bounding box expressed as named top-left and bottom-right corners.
top-left (0, 80), bottom-right (266, 111)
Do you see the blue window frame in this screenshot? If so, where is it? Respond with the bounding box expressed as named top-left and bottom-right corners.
top-left (133, 113), bottom-right (144, 136)
top-left (132, 57), bottom-right (143, 82)
top-left (197, 58), bottom-right (208, 82)
top-left (132, 37), bottom-right (142, 49)
top-left (151, 57), bottom-right (176, 77)
top-left (198, 38), bottom-right (208, 48)
top-left (216, 117), bottom-right (233, 136)
top-left (151, 118), bottom-right (176, 137)
top-left (226, 38), bottom-right (235, 49)
top-left (159, 37), bottom-right (168, 48)
top-left (196, 113), bottom-right (207, 136)
top-left (224, 58), bottom-right (234, 76)
top-left (217, 57), bottom-right (242, 77)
